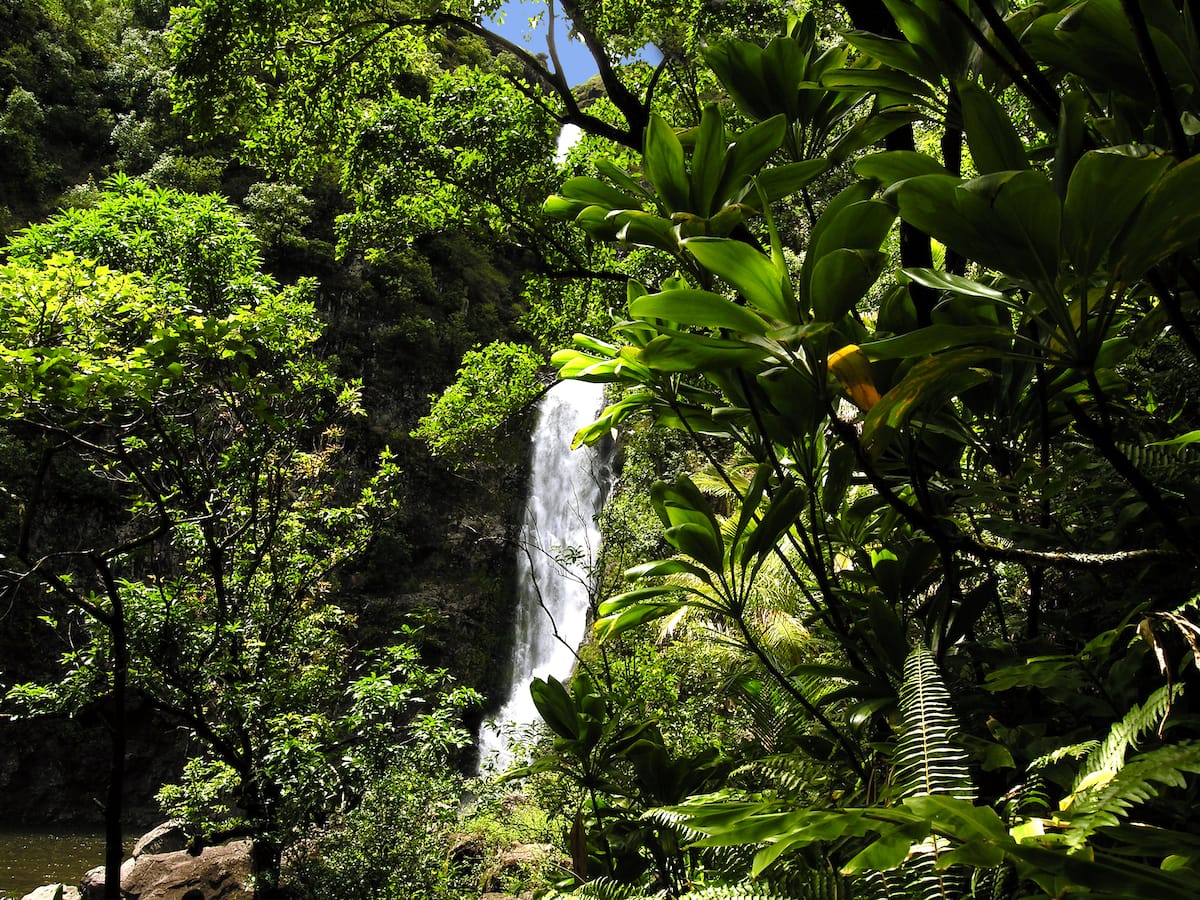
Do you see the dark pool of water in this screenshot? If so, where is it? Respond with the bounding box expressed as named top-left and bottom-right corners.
top-left (0, 830), bottom-right (106, 899)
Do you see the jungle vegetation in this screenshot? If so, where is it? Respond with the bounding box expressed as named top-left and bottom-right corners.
top-left (4, 0), bottom-right (1200, 898)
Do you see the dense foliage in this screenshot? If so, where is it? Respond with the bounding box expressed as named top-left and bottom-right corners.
top-left (6, 0), bottom-right (1200, 898)
top-left (529, 2), bottom-right (1200, 897)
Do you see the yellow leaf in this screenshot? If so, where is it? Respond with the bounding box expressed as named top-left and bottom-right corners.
top-left (828, 344), bottom-right (881, 411)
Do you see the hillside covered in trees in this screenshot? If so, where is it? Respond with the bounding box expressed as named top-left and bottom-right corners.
top-left (4, 0), bottom-right (1200, 898)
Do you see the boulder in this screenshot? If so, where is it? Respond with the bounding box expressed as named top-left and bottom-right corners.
top-left (79, 867), bottom-right (104, 900)
top-left (79, 840), bottom-right (253, 900)
top-left (480, 843), bottom-right (563, 894)
top-left (131, 822), bottom-right (190, 858)
top-left (20, 885), bottom-right (80, 900)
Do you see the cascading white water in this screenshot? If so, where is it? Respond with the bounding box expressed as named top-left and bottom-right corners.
top-left (477, 379), bottom-right (607, 772)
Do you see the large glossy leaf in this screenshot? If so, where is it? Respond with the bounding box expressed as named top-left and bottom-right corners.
top-left (639, 333), bottom-right (767, 371)
top-left (762, 33), bottom-right (805, 122)
top-left (755, 158), bottom-right (830, 203)
top-left (1113, 155), bottom-right (1200, 280)
top-left (957, 80), bottom-right (1028, 173)
top-left (902, 267), bottom-right (1009, 302)
top-left (862, 347), bottom-right (995, 451)
top-left (561, 176), bottom-right (642, 210)
top-left (595, 158), bottom-right (651, 199)
top-left (895, 172), bottom-right (1061, 283)
top-left (1063, 147), bottom-right (1171, 279)
top-left (630, 288), bottom-right (769, 334)
top-left (715, 115), bottom-right (788, 203)
top-left (855, 151), bottom-right (949, 187)
top-left (843, 31), bottom-right (939, 82)
top-left (684, 237), bottom-right (796, 324)
top-left (812, 200), bottom-right (896, 262)
top-left (1024, 0), bottom-right (1154, 104)
top-left (643, 114), bottom-right (691, 212)
top-left (610, 210), bottom-right (680, 255)
top-left (530, 676), bottom-right (579, 740)
top-left (811, 248), bottom-right (886, 321)
top-left (862, 323), bottom-right (1015, 360)
top-left (743, 481), bottom-right (809, 561)
top-left (828, 108), bottom-right (919, 164)
top-left (651, 476), bottom-right (723, 542)
top-left (690, 104), bottom-right (727, 215)
top-left (594, 588), bottom-right (686, 642)
top-left (542, 195), bottom-right (590, 220)
top-left (823, 68), bottom-right (936, 103)
top-left (703, 40), bottom-right (776, 121)
top-left (666, 522), bottom-right (724, 571)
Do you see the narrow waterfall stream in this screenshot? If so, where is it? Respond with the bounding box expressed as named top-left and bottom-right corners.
top-left (477, 379), bottom-right (607, 772)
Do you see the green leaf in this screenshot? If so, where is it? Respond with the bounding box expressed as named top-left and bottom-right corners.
top-left (901, 267), bottom-right (1009, 302)
top-left (561, 176), bottom-right (641, 210)
top-left (1113, 155), bottom-right (1200, 280)
top-left (691, 104), bottom-right (727, 215)
top-left (895, 172), bottom-right (1061, 283)
top-left (610, 210), bottom-right (680, 255)
top-left (743, 481), bottom-right (808, 561)
top-left (957, 80), bottom-right (1028, 174)
top-left (594, 593), bottom-right (686, 642)
top-left (855, 150), bottom-right (949, 187)
top-left (823, 68), bottom-right (936, 102)
top-left (862, 348), bottom-right (994, 451)
top-left (862, 323), bottom-right (1014, 360)
top-left (844, 31), bottom-right (938, 82)
top-left (530, 676), bottom-right (579, 740)
top-left (755, 158), bottom-right (831, 203)
top-left (703, 40), bottom-right (776, 122)
top-left (643, 114), bottom-right (691, 212)
top-left (630, 289), bottom-right (769, 334)
top-left (683, 238), bottom-right (795, 324)
top-left (666, 522), bottom-right (724, 571)
top-left (1063, 146), bottom-right (1171, 278)
top-left (639, 333), bottom-right (767, 371)
top-left (542, 195), bottom-right (591, 220)
top-left (625, 559), bottom-right (712, 581)
top-left (842, 823), bottom-right (923, 872)
top-left (716, 115), bottom-right (788, 203)
top-left (811, 248), bottom-right (886, 321)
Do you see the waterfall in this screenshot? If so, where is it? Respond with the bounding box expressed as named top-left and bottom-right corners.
top-left (477, 379), bottom-right (607, 772)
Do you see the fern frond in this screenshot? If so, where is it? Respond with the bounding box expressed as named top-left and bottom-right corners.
top-left (728, 753), bottom-right (818, 796)
top-left (683, 886), bottom-right (813, 899)
top-left (1028, 741), bottom-right (1098, 771)
top-left (1072, 683), bottom-right (1181, 793)
top-left (540, 877), bottom-right (666, 899)
top-left (1065, 740), bottom-right (1200, 839)
top-left (894, 647), bottom-right (973, 801)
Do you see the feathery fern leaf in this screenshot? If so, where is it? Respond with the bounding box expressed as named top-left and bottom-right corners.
top-left (1065, 740), bottom-right (1200, 840)
top-left (894, 647), bottom-right (974, 801)
top-left (1071, 683), bottom-right (1181, 794)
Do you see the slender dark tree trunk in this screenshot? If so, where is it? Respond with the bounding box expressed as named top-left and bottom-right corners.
top-left (101, 573), bottom-right (128, 900)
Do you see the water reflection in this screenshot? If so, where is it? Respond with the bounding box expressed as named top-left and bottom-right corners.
top-left (0, 830), bottom-right (106, 899)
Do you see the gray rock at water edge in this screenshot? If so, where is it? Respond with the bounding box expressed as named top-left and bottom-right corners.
top-left (131, 822), bottom-right (190, 859)
top-left (78, 839), bottom-right (253, 900)
top-left (79, 867), bottom-right (104, 900)
top-left (20, 885), bottom-right (81, 900)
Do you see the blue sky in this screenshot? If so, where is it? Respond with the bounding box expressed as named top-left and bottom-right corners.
top-left (485, 0), bottom-right (600, 87)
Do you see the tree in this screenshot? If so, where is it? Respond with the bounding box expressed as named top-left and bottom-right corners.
top-left (531, 2), bottom-right (1200, 896)
top-left (0, 180), bottom-right (472, 896)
